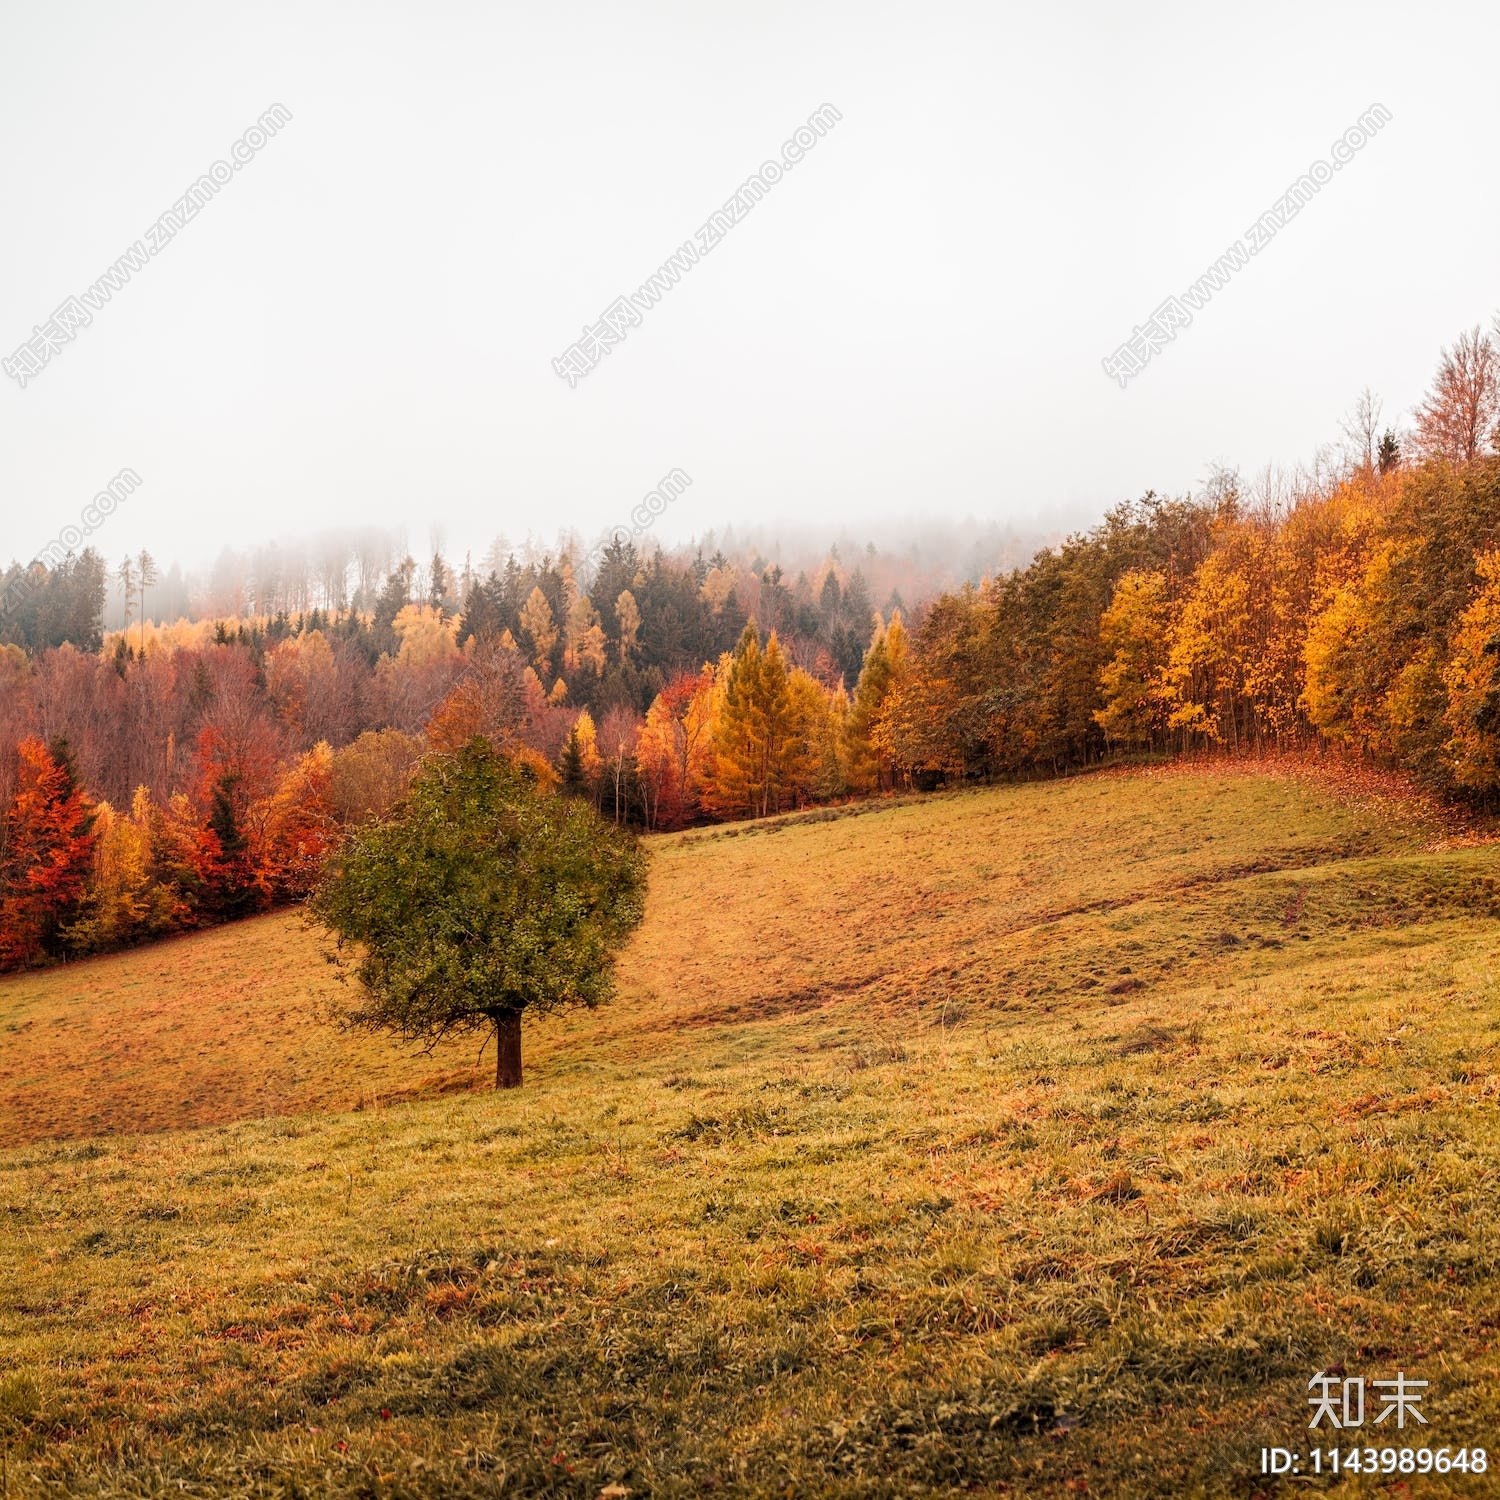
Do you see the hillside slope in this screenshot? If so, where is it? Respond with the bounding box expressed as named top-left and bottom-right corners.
top-left (3, 767), bottom-right (1499, 1496)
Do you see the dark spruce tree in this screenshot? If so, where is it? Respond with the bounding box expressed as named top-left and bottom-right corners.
top-left (371, 557), bottom-right (417, 656)
top-left (0, 549), bottom-right (107, 652)
top-left (205, 773), bottom-right (260, 919)
top-left (559, 724), bottom-right (588, 794)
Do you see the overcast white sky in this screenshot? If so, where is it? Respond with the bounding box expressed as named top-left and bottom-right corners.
top-left (0, 0), bottom-right (1495, 571)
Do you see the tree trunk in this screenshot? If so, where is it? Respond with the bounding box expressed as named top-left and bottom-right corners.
top-left (494, 1010), bottom-right (523, 1089)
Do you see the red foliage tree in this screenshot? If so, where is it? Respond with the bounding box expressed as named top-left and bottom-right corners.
top-left (185, 726), bottom-right (267, 918)
top-left (0, 737), bottom-right (98, 969)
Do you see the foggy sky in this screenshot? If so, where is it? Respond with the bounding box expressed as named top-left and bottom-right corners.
top-left (1, 0), bottom-right (1495, 572)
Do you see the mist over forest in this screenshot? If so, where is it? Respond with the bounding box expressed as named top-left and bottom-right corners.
top-left (79, 515), bottom-right (1066, 633)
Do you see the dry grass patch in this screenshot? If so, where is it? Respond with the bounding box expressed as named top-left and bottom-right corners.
top-left (0, 919), bottom-right (490, 1148)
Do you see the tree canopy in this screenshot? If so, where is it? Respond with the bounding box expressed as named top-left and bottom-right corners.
top-left (309, 737), bottom-right (648, 1087)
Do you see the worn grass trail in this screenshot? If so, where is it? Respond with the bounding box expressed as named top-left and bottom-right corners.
top-left (2, 768), bottom-right (1499, 1496)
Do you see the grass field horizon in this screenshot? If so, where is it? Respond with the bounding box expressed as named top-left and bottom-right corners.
top-left (4, 762), bottom-right (1500, 1496)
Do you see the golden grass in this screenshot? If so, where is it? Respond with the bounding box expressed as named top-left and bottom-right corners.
top-left (0, 920), bottom-right (489, 1149)
top-left (3, 768), bottom-right (1500, 1496)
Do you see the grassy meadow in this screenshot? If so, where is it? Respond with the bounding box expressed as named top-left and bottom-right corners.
top-left (3, 765), bottom-right (1500, 1496)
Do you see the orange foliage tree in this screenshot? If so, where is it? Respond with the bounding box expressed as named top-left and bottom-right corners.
top-left (246, 743), bottom-right (339, 899)
top-left (635, 670), bottom-right (714, 829)
top-left (0, 737), bottom-right (97, 968)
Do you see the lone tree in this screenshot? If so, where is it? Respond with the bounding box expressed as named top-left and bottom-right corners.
top-left (309, 737), bottom-right (647, 1088)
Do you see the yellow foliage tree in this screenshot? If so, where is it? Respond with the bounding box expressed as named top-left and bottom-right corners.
top-left (264, 629), bottom-right (337, 736)
top-left (518, 587), bottom-right (558, 674)
top-left (559, 708), bottom-right (604, 805)
top-left (1165, 547), bottom-right (1253, 745)
top-left (786, 666), bottom-right (840, 803)
top-left (1302, 583), bottom-right (1376, 747)
top-left (1094, 571), bottom-right (1173, 748)
top-left (62, 796), bottom-right (170, 954)
top-left (615, 590), bottom-right (641, 666)
top-left (841, 613), bottom-right (908, 792)
top-left (705, 625), bottom-right (825, 819)
top-left (392, 604), bottom-right (460, 667)
top-left (1301, 538), bottom-right (1420, 761)
top-left (1444, 550), bottom-right (1500, 787)
top-left (699, 565), bottom-right (737, 614)
top-left (564, 593), bottom-right (606, 675)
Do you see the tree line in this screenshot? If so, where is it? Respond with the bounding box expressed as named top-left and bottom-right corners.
top-left (0, 535), bottom-right (903, 969)
top-left (879, 315), bottom-right (1500, 788)
top-left (2, 313), bottom-right (1498, 971)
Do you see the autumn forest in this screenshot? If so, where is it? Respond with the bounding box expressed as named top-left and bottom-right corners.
top-left (2, 315), bottom-right (1499, 973)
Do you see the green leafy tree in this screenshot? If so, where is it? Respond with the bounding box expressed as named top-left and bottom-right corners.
top-left (310, 738), bottom-right (648, 1088)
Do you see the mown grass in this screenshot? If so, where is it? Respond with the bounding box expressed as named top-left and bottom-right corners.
top-left (3, 767), bottom-right (1500, 1497)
